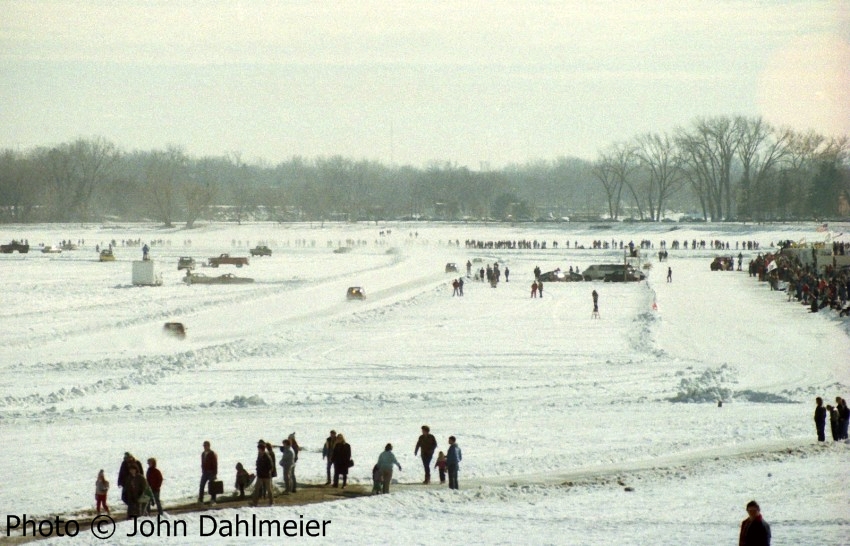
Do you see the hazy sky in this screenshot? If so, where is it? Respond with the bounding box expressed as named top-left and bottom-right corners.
top-left (2, 1), bottom-right (848, 168)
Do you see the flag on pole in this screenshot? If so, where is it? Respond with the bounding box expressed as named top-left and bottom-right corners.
top-left (766, 260), bottom-right (778, 272)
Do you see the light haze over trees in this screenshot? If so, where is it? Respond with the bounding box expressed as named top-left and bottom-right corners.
top-left (0, 116), bottom-right (846, 225)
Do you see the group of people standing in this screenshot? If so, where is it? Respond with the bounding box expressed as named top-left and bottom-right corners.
top-left (106, 452), bottom-right (164, 519)
top-left (815, 396), bottom-right (850, 441)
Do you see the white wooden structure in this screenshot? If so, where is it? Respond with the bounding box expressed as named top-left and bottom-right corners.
top-left (132, 260), bottom-right (162, 286)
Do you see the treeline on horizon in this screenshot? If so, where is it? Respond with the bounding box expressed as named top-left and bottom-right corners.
top-left (0, 115), bottom-right (848, 226)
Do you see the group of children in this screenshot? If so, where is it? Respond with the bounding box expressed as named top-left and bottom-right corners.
top-left (372, 451), bottom-right (448, 494)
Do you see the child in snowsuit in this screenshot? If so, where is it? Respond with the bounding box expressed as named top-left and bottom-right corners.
top-left (434, 451), bottom-right (448, 484)
top-left (95, 469), bottom-right (110, 515)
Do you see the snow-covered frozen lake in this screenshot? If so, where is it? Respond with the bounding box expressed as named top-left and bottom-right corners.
top-left (1, 221), bottom-right (848, 545)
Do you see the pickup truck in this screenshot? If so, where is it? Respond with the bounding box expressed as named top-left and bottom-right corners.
top-left (207, 254), bottom-right (249, 268)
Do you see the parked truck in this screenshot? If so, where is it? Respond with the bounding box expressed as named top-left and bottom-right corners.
top-left (208, 254), bottom-right (249, 268)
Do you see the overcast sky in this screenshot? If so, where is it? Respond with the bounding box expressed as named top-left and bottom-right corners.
top-left (1, 0), bottom-right (848, 168)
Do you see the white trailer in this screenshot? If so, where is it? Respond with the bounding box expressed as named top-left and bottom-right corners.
top-left (132, 260), bottom-right (163, 286)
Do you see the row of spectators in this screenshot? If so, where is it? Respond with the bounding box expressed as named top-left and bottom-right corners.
top-left (753, 247), bottom-right (850, 316)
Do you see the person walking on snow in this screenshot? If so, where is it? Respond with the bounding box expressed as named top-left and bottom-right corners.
top-left (414, 425), bottom-right (438, 484)
top-left (667, 267), bottom-right (672, 283)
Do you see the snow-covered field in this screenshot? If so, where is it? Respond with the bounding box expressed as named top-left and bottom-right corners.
top-left (1, 221), bottom-right (848, 545)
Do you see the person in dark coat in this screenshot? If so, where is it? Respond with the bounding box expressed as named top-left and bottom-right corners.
top-left (198, 440), bottom-right (218, 504)
top-left (414, 425), bottom-right (438, 484)
top-left (332, 433), bottom-right (352, 488)
top-left (446, 435), bottom-right (462, 490)
top-left (814, 397), bottom-right (827, 442)
top-left (739, 500), bottom-right (770, 546)
top-left (117, 453), bottom-right (143, 489)
top-left (145, 458), bottom-right (164, 516)
top-left (251, 441), bottom-right (274, 506)
top-left (234, 462), bottom-right (254, 499)
top-left (322, 430), bottom-right (337, 485)
top-left (121, 464), bottom-right (148, 520)
top-left (827, 405), bottom-right (839, 440)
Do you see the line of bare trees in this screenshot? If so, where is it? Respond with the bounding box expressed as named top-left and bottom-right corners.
top-left (593, 116), bottom-right (849, 222)
top-left (0, 115), bottom-right (847, 225)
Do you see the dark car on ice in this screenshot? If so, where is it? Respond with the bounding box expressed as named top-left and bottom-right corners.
top-left (537, 269), bottom-right (584, 282)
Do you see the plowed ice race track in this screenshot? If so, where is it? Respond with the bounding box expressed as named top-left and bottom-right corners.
top-left (1, 221), bottom-right (848, 545)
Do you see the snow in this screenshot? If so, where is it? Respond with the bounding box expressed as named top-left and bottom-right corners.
top-left (1, 221), bottom-right (848, 545)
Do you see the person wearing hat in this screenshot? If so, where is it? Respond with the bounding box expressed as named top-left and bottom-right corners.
top-left (251, 441), bottom-right (274, 506)
top-left (322, 430), bottom-right (337, 485)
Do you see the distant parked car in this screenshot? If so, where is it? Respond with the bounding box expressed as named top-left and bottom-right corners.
top-left (163, 322), bottom-right (186, 339)
top-left (445, 263), bottom-right (459, 273)
top-left (250, 245), bottom-right (272, 257)
top-left (0, 240), bottom-right (29, 253)
top-left (346, 286), bottom-right (366, 300)
top-left (177, 256), bottom-right (196, 270)
top-left (184, 272), bottom-right (254, 285)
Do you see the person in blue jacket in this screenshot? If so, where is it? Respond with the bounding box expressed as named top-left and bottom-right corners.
top-left (446, 435), bottom-right (462, 490)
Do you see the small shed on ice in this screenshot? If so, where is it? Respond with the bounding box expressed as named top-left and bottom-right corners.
top-left (132, 260), bottom-right (163, 286)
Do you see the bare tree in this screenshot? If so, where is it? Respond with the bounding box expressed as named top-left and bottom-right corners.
top-left (144, 146), bottom-right (188, 227)
top-left (0, 149), bottom-right (43, 222)
top-left (593, 143), bottom-right (637, 220)
top-left (735, 117), bottom-right (792, 220)
top-left (633, 132), bottom-right (684, 221)
top-left (39, 137), bottom-right (119, 222)
top-left (676, 117), bottom-right (740, 220)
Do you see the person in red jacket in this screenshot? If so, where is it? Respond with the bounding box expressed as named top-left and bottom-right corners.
top-left (146, 458), bottom-right (164, 516)
top-left (739, 500), bottom-right (771, 546)
top-left (198, 440), bottom-right (218, 504)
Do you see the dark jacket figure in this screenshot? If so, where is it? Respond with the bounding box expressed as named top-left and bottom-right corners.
top-left (446, 436), bottom-right (462, 490)
top-left (414, 426), bottom-right (438, 484)
top-left (837, 397), bottom-right (850, 440)
top-left (121, 465), bottom-right (148, 519)
top-left (504, 267), bottom-right (509, 282)
top-left (251, 441), bottom-right (274, 506)
top-left (739, 501), bottom-right (770, 546)
top-left (332, 434), bottom-right (352, 488)
top-left (592, 290), bottom-right (599, 313)
top-left (234, 462), bottom-right (254, 498)
top-left (531, 281), bottom-right (538, 298)
top-left (198, 441), bottom-right (218, 504)
top-left (814, 397), bottom-right (826, 441)
top-left (827, 405), bottom-right (839, 440)
top-left (117, 453), bottom-right (143, 489)
top-left (145, 458), bottom-right (164, 516)
top-left (322, 430), bottom-right (338, 485)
